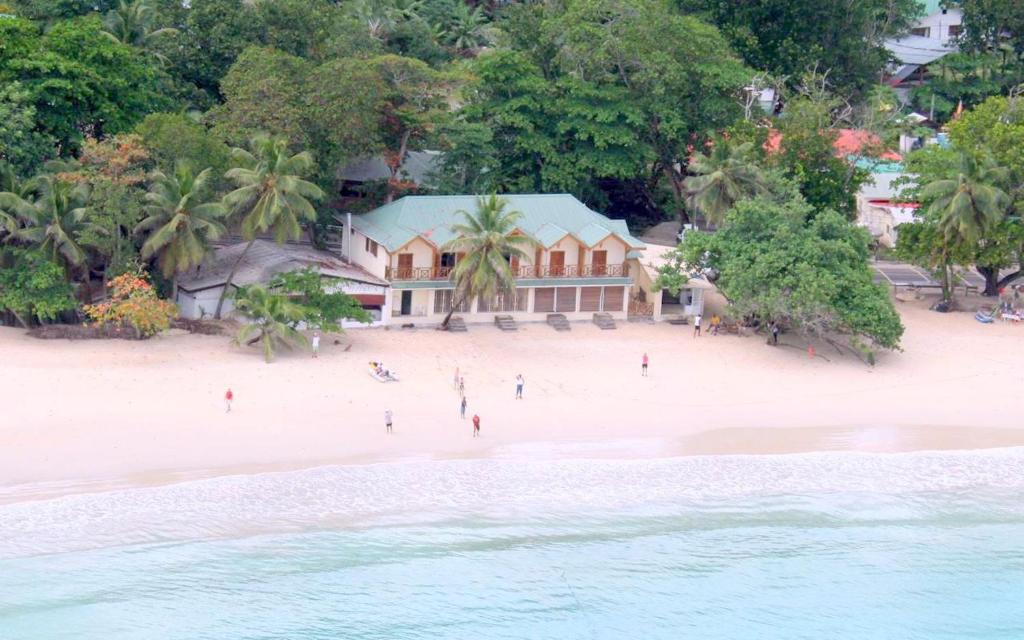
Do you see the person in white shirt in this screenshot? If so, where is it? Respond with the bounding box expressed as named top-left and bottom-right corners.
top-left (311, 331), bottom-right (320, 358)
top-left (693, 314), bottom-right (702, 338)
top-left (515, 374), bottom-right (525, 399)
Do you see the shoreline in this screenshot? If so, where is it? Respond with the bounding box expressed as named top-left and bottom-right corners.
top-left (4, 296), bottom-right (1024, 501)
top-left (4, 427), bottom-right (1024, 506)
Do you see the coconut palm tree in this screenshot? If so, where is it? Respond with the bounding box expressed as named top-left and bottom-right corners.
top-left (0, 161), bottom-right (36, 238)
top-left (136, 162), bottom-right (227, 296)
top-left (214, 134), bottom-right (324, 318)
top-left (923, 153), bottom-right (1010, 246)
top-left (232, 284), bottom-right (308, 363)
top-left (102, 0), bottom-right (178, 59)
top-left (440, 3), bottom-right (493, 56)
top-left (439, 194), bottom-right (536, 329)
top-left (11, 175), bottom-right (95, 282)
top-left (684, 140), bottom-right (769, 227)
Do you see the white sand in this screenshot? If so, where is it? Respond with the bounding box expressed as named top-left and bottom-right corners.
top-left (3, 296), bottom-right (1024, 498)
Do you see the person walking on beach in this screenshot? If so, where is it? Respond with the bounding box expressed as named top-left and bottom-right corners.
top-left (459, 377), bottom-right (465, 398)
top-left (769, 321), bottom-right (780, 346)
top-left (693, 313), bottom-right (702, 337)
top-left (460, 396), bottom-right (467, 419)
top-left (472, 414), bottom-right (480, 437)
top-left (311, 331), bottom-right (320, 358)
top-left (225, 388), bottom-right (233, 413)
top-left (385, 409), bottom-right (393, 434)
top-left (515, 374), bottom-right (525, 399)
top-left (641, 352), bottom-right (649, 376)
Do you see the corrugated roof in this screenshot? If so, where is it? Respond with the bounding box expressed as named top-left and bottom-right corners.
top-left (349, 194), bottom-right (645, 253)
top-left (178, 240), bottom-right (388, 292)
top-left (337, 151), bottom-right (442, 186)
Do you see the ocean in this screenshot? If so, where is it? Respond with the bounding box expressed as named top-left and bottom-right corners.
top-left (1, 449), bottom-right (1023, 639)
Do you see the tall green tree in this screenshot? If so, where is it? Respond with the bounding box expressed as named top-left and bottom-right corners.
top-left (0, 247), bottom-right (77, 327)
top-left (10, 175), bottom-right (95, 285)
top-left (439, 194), bottom-right (536, 329)
top-left (102, 0), bottom-right (179, 53)
top-left (136, 162), bottom-right (226, 294)
top-left (215, 134), bottom-right (324, 318)
top-left (922, 153), bottom-right (1010, 246)
top-left (677, 0), bottom-right (922, 96)
top-left (657, 196), bottom-right (903, 357)
top-left (684, 140), bottom-right (769, 227)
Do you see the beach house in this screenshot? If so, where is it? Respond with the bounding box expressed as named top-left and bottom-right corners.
top-left (340, 194), bottom-right (648, 326)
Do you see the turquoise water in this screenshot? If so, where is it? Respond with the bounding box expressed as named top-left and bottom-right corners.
top-left (2, 450), bottom-right (1023, 639)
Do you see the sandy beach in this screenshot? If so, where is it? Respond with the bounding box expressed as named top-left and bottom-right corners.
top-left (3, 295), bottom-right (1024, 499)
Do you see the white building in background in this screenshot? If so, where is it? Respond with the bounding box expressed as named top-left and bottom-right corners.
top-left (885, 1), bottom-right (963, 96)
top-left (856, 168), bottom-right (920, 248)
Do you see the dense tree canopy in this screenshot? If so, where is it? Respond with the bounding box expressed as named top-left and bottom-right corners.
top-left (677, 0), bottom-right (922, 96)
top-left (657, 197), bottom-right (904, 355)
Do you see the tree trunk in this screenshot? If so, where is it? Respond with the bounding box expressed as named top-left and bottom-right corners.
top-left (440, 293), bottom-right (466, 330)
top-left (214, 238), bottom-right (256, 319)
top-left (977, 264), bottom-right (1022, 296)
top-left (10, 308), bottom-right (30, 329)
top-left (976, 265), bottom-right (1000, 296)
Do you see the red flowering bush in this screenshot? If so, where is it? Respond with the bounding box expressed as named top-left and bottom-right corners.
top-left (83, 271), bottom-right (177, 338)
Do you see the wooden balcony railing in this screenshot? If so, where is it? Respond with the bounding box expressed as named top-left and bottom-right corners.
top-left (386, 262), bottom-right (629, 281)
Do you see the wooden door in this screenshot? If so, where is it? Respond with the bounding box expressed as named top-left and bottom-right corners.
top-left (397, 253), bottom-right (413, 279)
top-left (400, 290), bottom-right (412, 315)
top-left (591, 250), bottom-right (607, 276)
top-left (549, 251), bottom-right (565, 277)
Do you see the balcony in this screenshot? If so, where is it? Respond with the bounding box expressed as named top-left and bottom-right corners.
top-left (385, 262), bottom-right (629, 281)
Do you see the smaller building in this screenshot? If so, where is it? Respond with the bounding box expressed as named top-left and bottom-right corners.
top-left (175, 240), bottom-right (389, 324)
top-left (630, 243), bottom-right (713, 321)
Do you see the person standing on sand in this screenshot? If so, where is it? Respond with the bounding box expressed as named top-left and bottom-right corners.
top-left (311, 331), bottom-right (320, 358)
top-left (225, 388), bottom-right (233, 412)
top-left (459, 377), bottom-right (465, 398)
top-left (385, 409), bottom-right (393, 434)
top-left (769, 321), bottom-right (780, 346)
top-left (472, 414), bottom-right (480, 437)
top-left (515, 374), bottom-right (525, 399)
top-left (642, 353), bottom-right (648, 376)
top-left (460, 396), bottom-right (467, 418)
top-left (693, 314), bottom-right (702, 337)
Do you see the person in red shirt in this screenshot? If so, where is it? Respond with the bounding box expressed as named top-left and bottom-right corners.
top-left (472, 414), bottom-right (480, 437)
top-left (642, 353), bottom-right (648, 377)
top-left (225, 388), bottom-right (233, 413)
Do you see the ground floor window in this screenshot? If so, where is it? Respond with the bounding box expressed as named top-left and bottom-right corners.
top-left (433, 289), bottom-right (470, 314)
top-left (603, 286), bottom-right (624, 312)
top-left (534, 287), bottom-right (555, 313)
top-left (478, 288), bottom-right (527, 313)
top-left (580, 286), bottom-right (602, 312)
top-left (555, 287), bottom-right (577, 313)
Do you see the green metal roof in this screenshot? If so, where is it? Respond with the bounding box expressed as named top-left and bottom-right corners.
top-left (349, 194), bottom-right (646, 253)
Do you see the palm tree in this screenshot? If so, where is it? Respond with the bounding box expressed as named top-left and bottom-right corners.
top-left (12, 175), bottom-right (95, 282)
top-left (0, 161), bottom-right (36, 239)
top-left (102, 0), bottom-right (178, 59)
top-left (923, 153), bottom-right (1011, 297)
top-left (214, 134), bottom-right (325, 318)
top-left (136, 162), bottom-right (227, 296)
top-left (684, 140), bottom-right (769, 227)
top-left (439, 194), bottom-right (536, 329)
top-left (923, 153), bottom-right (1009, 245)
top-left (232, 284), bottom-right (308, 363)
top-left (440, 3), bottom-right (493, 56)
